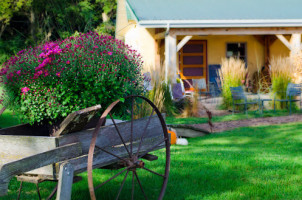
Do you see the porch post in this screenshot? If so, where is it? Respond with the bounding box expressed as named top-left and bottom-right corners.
top-left (290, 33), bottom-right (301, 56)
top-left (165, 32), bottom-right (177, 83)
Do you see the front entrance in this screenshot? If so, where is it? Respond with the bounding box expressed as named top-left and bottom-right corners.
top-left (179, 40), bottom-right (207, 90)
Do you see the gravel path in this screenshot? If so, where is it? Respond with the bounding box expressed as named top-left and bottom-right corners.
top-left (191, 114), bottom-right (302, 133)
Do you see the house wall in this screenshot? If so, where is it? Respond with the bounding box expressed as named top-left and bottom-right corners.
top-left (179, 35), bottom-right (290, 79)
top-left (124, 27), bottom-right (157, 72)
top-left (270, 36), bottom-right (291, 58)
top-left (116, 0), bottom-right (158, 73)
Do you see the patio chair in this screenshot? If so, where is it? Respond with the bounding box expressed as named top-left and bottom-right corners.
top-left (230, 86), bottom-right (261, 115)
top-left (181, 79), bottom-right (195, 98)
top-left (273, 83), bottom-right (302, 115)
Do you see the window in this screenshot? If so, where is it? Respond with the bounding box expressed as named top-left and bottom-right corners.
top-left (226, 43), bottom-right (247, 64)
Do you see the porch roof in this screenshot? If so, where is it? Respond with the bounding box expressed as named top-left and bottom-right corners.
top-left (126, 0), bottom-right (302, 28)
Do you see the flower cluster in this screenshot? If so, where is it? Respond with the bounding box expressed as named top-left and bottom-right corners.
top-left (1, 31), bottom-right (144, 124)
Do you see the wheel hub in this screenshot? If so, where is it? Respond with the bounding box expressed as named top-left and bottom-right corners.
top-left (125, 156), bottom-right (145, 170)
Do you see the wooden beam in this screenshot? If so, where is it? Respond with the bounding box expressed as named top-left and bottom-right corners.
top-left (169, 27), bottom-right (302, 36)
top-left (253, 35), bottom-right (265, 45)
top-left (276, 35), bottom-right (292, 50)
top-left (56, 162), bottom-right (74, 200)
top-left (154, 31), bottom-right (166, 40)
top-left (264, 36), bottom-right (270, 69)
top-left (0, 143), bottom-right (82, 196)
top-left (177, 36), bottom-right (192, 52)
top-left (165, 32), bottom-right (177, 82)
top-left (290, 33), bottom-right (301, 54)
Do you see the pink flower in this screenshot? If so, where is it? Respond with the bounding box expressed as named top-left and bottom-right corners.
top-left (16, 70), bottom-right (21, 75)
top-left (66, 60), bottom-right (70, 64)
top-left (56, 72), bottom-right (61, 77)
top-left (21, 87), bottom-right (30, 94)
top-left (108, 51), bottom-right (113, 56)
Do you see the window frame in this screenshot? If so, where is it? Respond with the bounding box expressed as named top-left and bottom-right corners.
top-left (226, 42), bottom-right (247, 65)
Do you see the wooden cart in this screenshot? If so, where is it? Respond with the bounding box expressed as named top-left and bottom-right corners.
top-left (0, 96), bottom-right (170, 200)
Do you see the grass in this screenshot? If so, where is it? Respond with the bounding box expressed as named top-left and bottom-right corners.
top-left (2, 122), bottom-right (301, 199)
top-left (166, 110), bottom-right (302, 125)
top-left (0, 109), bottom-right (22, 128)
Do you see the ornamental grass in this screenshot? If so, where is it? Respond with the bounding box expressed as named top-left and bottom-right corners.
top-left (219, 57), bottom-right (247, 109)
top-left (270, 56), bottom-right (295, 109)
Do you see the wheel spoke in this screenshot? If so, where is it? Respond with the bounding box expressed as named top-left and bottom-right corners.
top-left (134, 171), bottom-right (148, 200)
top-left (95, 145), bottom-right (127, 162)
top-left (131, 171), bottom-right (135, 200)
top-left (95, 167), bottom-right (129, 190)
top-left (135, 108), bottom-right (155, 157)
top-left (115, 170), bottom-right (129, 200)
top-left (138, 138), bottom-right (167, 159)
top-left (142, 166), bottom-right (165, 178)
top-left (130, 97), bottom-right (134, 155)
top-left (109, 113), bottom-right (131, 157)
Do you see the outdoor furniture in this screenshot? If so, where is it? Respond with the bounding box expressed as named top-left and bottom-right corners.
top-left (181, 79), bottom-right (195, 98)
top-left (171, 82), bottom-right (185, 99)
top-left (199, 82), bottom-right (221, 103)
top-left (230, 86), bottom-right (261, 115)
top-left (274, 83), bottom-right (302, 115)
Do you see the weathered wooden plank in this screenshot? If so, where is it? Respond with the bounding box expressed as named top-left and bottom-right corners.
top-left (58, 115), bottom-right (164, 154)
top-left (56, 162), bottom-right (74, 200)
top-left (0, 135), bottom-right (57, 176)
top-left (0, 143), bottom-right (82, 196)
top-left (53, 105), bottom-right (102, 137)
top-left (60, 135), bottom-right (166, 174)
top-left (177, 36), bottom-right (192, 52)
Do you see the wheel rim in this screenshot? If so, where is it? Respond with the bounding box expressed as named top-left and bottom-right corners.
top-left (87, 95), bottom-right (170, 200)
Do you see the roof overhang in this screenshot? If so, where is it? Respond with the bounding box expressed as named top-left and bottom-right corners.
top-left (138, 19), bottom-right (302, 28)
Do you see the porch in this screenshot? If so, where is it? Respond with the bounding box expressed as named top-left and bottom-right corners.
top-left (154, 27), bottom-right (302, 91)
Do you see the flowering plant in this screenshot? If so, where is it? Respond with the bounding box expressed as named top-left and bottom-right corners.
top-left (0, 32), bottom-right (144, 124)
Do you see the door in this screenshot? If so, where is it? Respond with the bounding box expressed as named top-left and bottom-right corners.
top-left (179, 40), bottom-right (207, 90)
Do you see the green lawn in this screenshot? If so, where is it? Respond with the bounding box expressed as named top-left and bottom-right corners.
top-left (2, 122), bottom-right (301, 199)
top-left (0, 109), bottom-right (22, 128)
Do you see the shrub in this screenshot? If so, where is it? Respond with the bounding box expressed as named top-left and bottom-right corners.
top-left (219, 57), bottom-right (247, 109)
top-left (0, 32), bottom-right (144, 125)
top-left (270, 57), bottom-right (294, 109)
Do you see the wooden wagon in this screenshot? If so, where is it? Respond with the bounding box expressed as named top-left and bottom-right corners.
top-left (0, 96), bottom-right (170, 200)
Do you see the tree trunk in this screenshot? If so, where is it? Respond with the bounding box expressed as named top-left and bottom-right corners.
top-left (29, 8), bottom-right (37, 44)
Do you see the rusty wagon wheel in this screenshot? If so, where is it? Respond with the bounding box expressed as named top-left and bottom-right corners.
top-left (87, 95), bottom-right (170, 200)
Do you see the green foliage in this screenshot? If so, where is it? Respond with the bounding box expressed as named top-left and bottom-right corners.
top-left (0, 0), bottom-right (31, 25)
top-left (0, 0), bottom-right (117, 65)
top-left (1, 32), bottom-right (144, 124)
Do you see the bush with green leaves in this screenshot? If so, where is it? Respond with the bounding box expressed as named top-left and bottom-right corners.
top-left (0, 32), bottom-right (144, 124)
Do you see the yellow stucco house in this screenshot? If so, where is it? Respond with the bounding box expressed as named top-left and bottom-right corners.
top-left (116, 0), bottom-right (302, 89)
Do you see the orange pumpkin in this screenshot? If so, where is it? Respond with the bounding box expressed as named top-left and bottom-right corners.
top-left (168, 129), bottom-right (177, 145)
